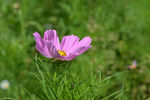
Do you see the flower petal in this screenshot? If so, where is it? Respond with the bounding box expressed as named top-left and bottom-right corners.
top-left (78, 36), bottom-right (92, 47)
top-left (60, 35), bottom-right (79, 53)
top-left (68, 36), bottom-right (92, 54)
top-left (74, 45), bottom-right (92, 55)
top-left (62, 53), bottom-right (78, 61)
top-left (43, 30), bottom-right (60, 49)
top-left (63, 46), bottom-right (92, 61)
top-left (33, 32), bottom-right (50, 58)
top-left (45, 41), bottom-right (60, 58)
top-left (33, 32), bottom-right (44, 47)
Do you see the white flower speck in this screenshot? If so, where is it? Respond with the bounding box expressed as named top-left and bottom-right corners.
top-left (0, 80), bottom-right (10, 90)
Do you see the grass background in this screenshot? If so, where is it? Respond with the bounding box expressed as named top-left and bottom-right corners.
top-left (0, 0), bottom-right (150, 99)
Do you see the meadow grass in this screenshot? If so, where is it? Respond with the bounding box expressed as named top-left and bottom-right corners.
top-left (0, 0), bottom-right (150, 99)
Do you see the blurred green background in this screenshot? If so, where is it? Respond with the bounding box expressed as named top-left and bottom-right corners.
top-left (0, 0), bottom-right (150, 99)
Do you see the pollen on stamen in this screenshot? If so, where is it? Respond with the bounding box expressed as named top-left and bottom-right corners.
top-left (57, 50), bottom-right (67, 57)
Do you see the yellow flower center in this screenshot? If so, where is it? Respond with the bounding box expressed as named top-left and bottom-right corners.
top-left (57, 50), bottom-right (67, 57)
top-left (4, 83), bottom-right (9, 89)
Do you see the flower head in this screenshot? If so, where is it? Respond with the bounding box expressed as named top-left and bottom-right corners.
top-left (33, 30), bottom-right (92, 61)
top-left (0, 80), bottom-right (10, 90)
top-left (128, 60), bottom-right (137, 69)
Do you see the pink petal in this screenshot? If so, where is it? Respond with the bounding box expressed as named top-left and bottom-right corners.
top-left (62, 53), bottom-right (78, 61)
top-left (33, 32), bottom-right (50, 58)
top-left (62, 36), bottom-right (92, 60)
top-left (74, 45), bottom-right (92, 55)
top-left (33, 32), bottom-right (44, 47)
top-left (43, 30), bottom-right (60, 49)
top-left (78, 36), bottom-right (92, 47)
top-left (60, 35), bottom-right (79, 53)
top-left (133, 60), bottom-right (137, 66)
top-left (68, 36), bottom-right (92, 54)
top-left (63, 46), bottom-right (92, 61)
top-left (45, 41), bottom-right (60, 58)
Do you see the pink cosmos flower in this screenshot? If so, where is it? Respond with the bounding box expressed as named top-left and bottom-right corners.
top-left (128, 60), bottom-right (137, 69)
top-left (33, 30), bottom-right (92, 61)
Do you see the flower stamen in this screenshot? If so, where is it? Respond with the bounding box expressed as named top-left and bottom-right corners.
top-left (57, 50), bottom-right (67, 57)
